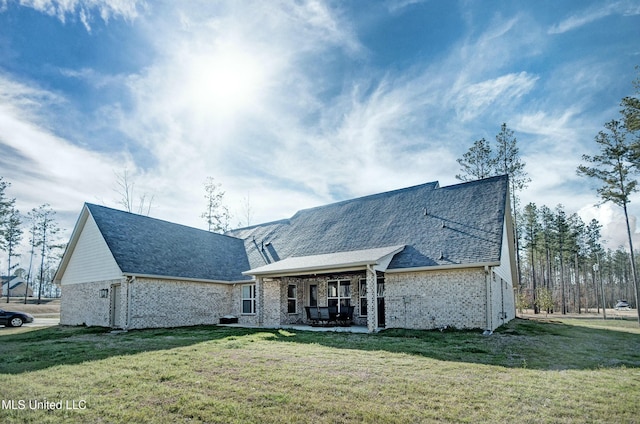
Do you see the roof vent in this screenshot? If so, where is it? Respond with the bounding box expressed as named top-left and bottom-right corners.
top-left (441, 220), bottom-right (446, 229)
top-left (438, 251), bottom-right (444, 260)
top-left (423, 207), bottom-right (428, 216)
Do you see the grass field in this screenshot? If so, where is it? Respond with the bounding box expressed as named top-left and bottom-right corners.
top-left (1, 316), bottom-right (639, 423)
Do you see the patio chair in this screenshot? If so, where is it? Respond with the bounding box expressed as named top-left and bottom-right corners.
top-left (338, 306), bottom-right (354, 326)
top-left (318, 307), bottom-right (332, 326)
top-left (305, 306), bottom-right (321, 326)
top-left (328, 306), bottom-right (338, 325)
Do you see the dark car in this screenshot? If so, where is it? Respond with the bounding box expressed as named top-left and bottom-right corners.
top-left (0, 309), bottom-right (34, 327)
top-left (615, 300), bottom-right (632, 311)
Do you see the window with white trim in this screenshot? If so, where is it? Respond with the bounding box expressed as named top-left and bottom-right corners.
top-left (327, 280), bottom-right (351, 311)
top-left (359, 279), bottom-right (367, 316)
top-left (242, 284), bottom-right (256, 314)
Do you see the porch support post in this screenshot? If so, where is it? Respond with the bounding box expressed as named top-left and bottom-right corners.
top-left (366, 265), bottom-right (378, 333)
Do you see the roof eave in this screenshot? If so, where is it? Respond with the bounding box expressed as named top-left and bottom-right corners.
top-left (385, 261), bottom-right (501, 274)
top-left (243, 245), bottom-right (405, 278)
top-left (242, 261), bottom-right (374, 278)
top-left (122, 272), bottom-right (252, 284)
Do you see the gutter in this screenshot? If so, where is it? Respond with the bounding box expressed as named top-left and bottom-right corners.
top-left (385, 261), bottom-right (500, 274)
top-left (121, 273), bottom-right (252, 285)
top-left (125, 275), bottom-right (134, 330)
top-left (484, 265), bottom-right (493, 335)
top-left (243, 263), bottom-right (373, 278)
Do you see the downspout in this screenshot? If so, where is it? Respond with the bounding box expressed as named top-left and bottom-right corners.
top-left (125, 276), bottom-right (135, 330)
top-left (484, 265), bottom-right (493, 335)
top-left (501, 278), bottom-right (505, 325)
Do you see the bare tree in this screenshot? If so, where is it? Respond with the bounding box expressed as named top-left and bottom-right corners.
top-left (239, 194), bottom-right (254, 228)
top-left (28, 204), bottom-right (62, 304)
top-left (3, 206), bottom-right (22, 303)
top-left (0, 177), bottom-right (20, 302)
top-left (25, 220), bottom-right (37, 304)
top-left (113, 168), bottom-right (155, 215)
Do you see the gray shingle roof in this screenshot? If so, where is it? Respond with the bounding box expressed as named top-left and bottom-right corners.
top-left (86, 204), bottom-right (251, 282)
top-left (79, 176), bottom-right (508, 282)
top-left (227, 176), bottom-right (509, 271)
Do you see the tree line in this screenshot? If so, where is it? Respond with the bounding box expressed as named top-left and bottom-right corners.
top-left (0, 178), bottom-right (63, 303)
top-left (456, 67), bottom-right (640, 323)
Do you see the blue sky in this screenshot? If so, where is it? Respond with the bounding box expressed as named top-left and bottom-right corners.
top-left (0, 0), bottom-right (639, 258)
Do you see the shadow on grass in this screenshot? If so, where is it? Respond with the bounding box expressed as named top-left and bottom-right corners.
top-left (1, 318), bottom-right (639, 374)
top-left (268, 317), bottom-right (640, 371)
top-left (0, 325), bottom-right (256, 375)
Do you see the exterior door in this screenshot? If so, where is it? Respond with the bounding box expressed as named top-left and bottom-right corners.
top-left (111, 285), bottom-right (121, 328)
top-left (377, 280), bottom-right (385, 327)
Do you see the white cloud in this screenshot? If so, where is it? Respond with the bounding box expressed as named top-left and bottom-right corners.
top-left (2, 1), bottom-right (637, 256)
top-left (548, 1), bottom-right (640, 34)
top-left (106, 2), bottom-right (368, 217)
top-left (579, 203), bottom-right (640, 251)
top-left (453, 72), bottom-right (538, 122)
top-left (0, 74), bottom-right (134, 226)
top-left (15, 0), bottom-right (143, 31)
top-left (386, 0), bottom-right (427, 14)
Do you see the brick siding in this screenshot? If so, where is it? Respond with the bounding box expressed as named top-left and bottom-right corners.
top-left (60, 278), bottom-right (123, 327)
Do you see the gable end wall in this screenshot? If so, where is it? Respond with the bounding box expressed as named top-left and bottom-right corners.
top-left (385, 268), bottom-right (487, 330)
top-left (61, 214), bottom-right (122, 285)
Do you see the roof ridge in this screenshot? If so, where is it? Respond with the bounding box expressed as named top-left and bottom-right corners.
top-left (230, 218), bottom-right (291, 232)
top-left (85, 203), bottom-right (243, 241)
top-left (292, 181), bottom-right (440, 217)
top-left (440, 174), bottom-right (509, 189)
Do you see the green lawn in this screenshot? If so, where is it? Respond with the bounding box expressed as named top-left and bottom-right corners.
top-left (1, 317), bottom-right (639, 423)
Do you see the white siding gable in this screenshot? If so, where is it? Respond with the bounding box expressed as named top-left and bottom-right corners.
top-left (493, 219), bottom-right (514, 286)
top-left (61, 214), bottom-right (122, 285)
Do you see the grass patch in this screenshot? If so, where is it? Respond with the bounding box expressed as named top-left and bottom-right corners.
top-left (1, 318), bottom-right (639, 423)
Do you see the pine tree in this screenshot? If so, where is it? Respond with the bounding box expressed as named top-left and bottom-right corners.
top-left (495, 123), bottom-right (530, 288)
top-left (522, 203), bottom-right (540, 313)
top-left (577, 119), bottom-right (640, 324)
top-left (3, 206), bottom-right (23, 302)
top-left (455, 138), bottom-right (496, 181)
top-left (201, 177), bottom-right (231, 233)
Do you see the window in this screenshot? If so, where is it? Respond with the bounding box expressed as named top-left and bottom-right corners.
top-left (359, 279), bottom-right (367, 316)
top-left (327, 280), bottom-right (350, 311)
top-left (309, 284), bottom-right (318, 307)
top-left (242, 284), bottom-right (256, 314)
top-left (288, 284), bottom-right (297, 314)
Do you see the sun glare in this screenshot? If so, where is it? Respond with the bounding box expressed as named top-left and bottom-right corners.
top-left (187, 45), bottom-right (265, 116)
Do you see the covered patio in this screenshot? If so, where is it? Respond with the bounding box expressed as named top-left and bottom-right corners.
top-left (244, 245), bottom-right (405, 333)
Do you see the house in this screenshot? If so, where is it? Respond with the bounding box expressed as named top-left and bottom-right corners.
top-left (54, 175), bottom-right (516, 332)
top-left (1, 276), bottom-right (34, 298)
